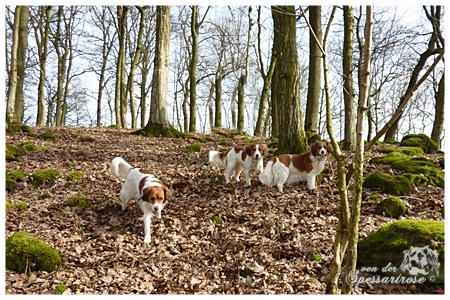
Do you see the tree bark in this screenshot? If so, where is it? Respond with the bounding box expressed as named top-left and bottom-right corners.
top-left (214, 73), bottom-right (223, 128)
top-left (431, 72), bottom-right (444, 150)
top-left (271, 6), bottom-right (307, 154)
top-left (342, 6), bottom-right (356, 149)
top-left (304, 6), bottom-right (322, 135)
top-left (189, 6), bottom-right (199, 133)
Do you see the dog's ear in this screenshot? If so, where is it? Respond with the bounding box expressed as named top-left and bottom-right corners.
top-left (141, 190), bottom-right (150, 202)
top-left (163, 186), bottom-right (172, 202)
top-left (260, 144), bottom-right (268, 156)
top-left (309, 143), bottom-right (316, 153)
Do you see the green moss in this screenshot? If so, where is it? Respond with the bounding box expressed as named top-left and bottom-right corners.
top-left (6, 200), bottom-right (14, 210)
top-left (6, 144), bottom-right (24, 161)
top-left (66, 171), bottom-right (85, 181)
top-left (211, 216), bottom-right (223, 225)
top-left (80, 136), bottom-right (95, 142)
top-left (363, 172), bottom-right (412, 196)
top-left (21, 141), bottom-right (47, 152)
top-left (378, 146), bottom-right (424, 156)
top-left (309, 253), bottom-right (323, 263)
top-left (29, 169), bottom-right (61, 186)
top-left (54, 284), bottom-right (69, 295)
top-left (377, 196), bottom-right (406, 219)
top-left (39, 193), bottom-right (52, 199)
top-left (182, 143), bottom-right (201, 153)
top-left (400, 134), bottom-right (438, 154)
top-left (133, 123), bottom-right (189, 138)
top-left (390, 158), bottom-right (444, 188)
top-left (219, 139), bottom-right (229, 146)
top-left (358, 220), bottom-right (444, 282)
top-left (6, 179), bottom-right (18, 193)
top-left (370, 152), bottom-right (409, 165)
top-left (363, 193), bottom-right (379, 203)
top-left (6, 169), bottom-right (25, 182)
top-left (384, 138), bottom-right (397, 144)
top-left (6, 200), bottom-right (27, 211)
top-left (107, 125), bottom-right (120, 130)
top-left (6, 231), bottom-right (62, 273)
top-left (39, 130), bottom-right (59, 140)
top-left (65, 196), bottom-right (89, 208)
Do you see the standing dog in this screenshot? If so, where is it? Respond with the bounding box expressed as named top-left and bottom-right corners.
top-left (209, 144), bottom-right (268, 186)
top-left (110, 157), bottom-right (171, 243)
top-left (259, 141), bottom-right (332, 192)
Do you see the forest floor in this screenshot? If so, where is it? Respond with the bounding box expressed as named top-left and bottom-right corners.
top-left (4, 127), bottom-right (445, 295)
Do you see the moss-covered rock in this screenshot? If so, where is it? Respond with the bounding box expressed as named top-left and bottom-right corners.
top-left (378, 146), bottom-right (424, 156)
top-left (54, 284), bottom-right (69, 295)
top-left (29, 169), bottom-right (61, 186)
top-left (65, 195), bottom-right (89, 208)
top-left (358, 220), bottom-right (444, 283)
top-left (390, 157), bottom-right (444, 188)
top-left (6, 169), bottom-right (25, 182)
top-left (6, 179), bottom-right (18, 193)
top-left (66, 171), bottom-right (85, 181)
top-left (6, 144), bottom-right (24, 161)
top-left (370, 152), bottom-right (409, 165)
top-left (363, 172), bottom-right (412, 196)
top-left (377, 196), bottom-right (406, 219)
top-left (39, 130), bottom-right (59, 140)
top-left (400, 134), bottom-right (438, 154)
top-left (6, 231), bottom-right (62, 273)
top-left (21, 141), bottom-right (47, 152)
top-left (182, 143), bottom-right (201, 153)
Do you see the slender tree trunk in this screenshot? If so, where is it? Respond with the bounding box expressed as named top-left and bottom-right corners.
top-left (304, 5), bottom-right (322, 135)
top-left (231, 86), bottom-right (238, 129)
top-left (271, 6), bottom-right (307, 154)
top-left (207, 83), bottom-right (215, 131)
top-left (341, 6), bottom-right (373, 295)
top-left (431, 72), bottom-right (444, 150)
top-left (189, 6), bottom-right (199, 133)
top-left (342, 6), bottom-right (356, 149)
top-left (214, 73), bottom-right (223, 128)
top-left (6, 6), bottom-right (22, 127)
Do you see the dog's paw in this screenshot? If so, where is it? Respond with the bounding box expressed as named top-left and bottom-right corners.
top-left (144, 237), bottom-right (151, 243)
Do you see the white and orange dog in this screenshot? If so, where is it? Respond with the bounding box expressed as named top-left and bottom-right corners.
top-left (209, 144), bottom-right (268, 186)
top-left (259, 141), bottom-right (332, 192)
top-left (110, 157), bottom-right (171, 243)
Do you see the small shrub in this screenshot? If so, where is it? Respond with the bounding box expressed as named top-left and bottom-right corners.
top-left (66, 171), bottom-right (85, 181)
top-left (65, 196), bottom-right (89, 208)
top-left (6, 169), bottom-right (26, 182)
top-left (54, 284), bottom-right (69, 295)
top-left (377, 196), bottom-right (406, 219)
top-left (29, 169), bottom-right (61, 186)
top-left (6, 231), bottom-right (62, 273)
top-left (182, 143), bottom-right (201, 153)
top-left (363, 172), bottom-right (412, 196)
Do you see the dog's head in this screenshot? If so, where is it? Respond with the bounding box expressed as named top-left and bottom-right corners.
top-left (310, 141), bottom-right (332, 158)
top-left (400, 246), bottom-right (440, 276)
top-left (142, 186), bottom-right (171, 218)
top-left (246, 144), bottom-right (268, 161)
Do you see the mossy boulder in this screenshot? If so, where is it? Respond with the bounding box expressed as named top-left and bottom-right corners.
top-left (390, 157), bottom-right (444, 188)
top-left (6, 144), bottom-right (24, 161)
top-left (182, 143), bottom-right (201, 153)
top-left (21, 141), bottom-right (47, 152)
top-left (65, 195), bottom-right (89, 208)
top-left (39, 130), bottom-right (59, 140)
top-left (29, 168), bottom-right (61, 186)
top-left (54, 284), bottom-right (69, 295)
top-left (378, 146), bottom-right (424, 156)
top-left (66, 171), bottom-right (85, 181)
top-left (6, 179), bottom-right (18, 193)
top-left (6, 232), bottom-right (62, 273)
top-left (6, 201), bottom-right (28, 211)
top-left (6, 169), bottom-right (25, 182)
top-left (370, 152), bottom-right (409, 165)
top-left (358, 220), bottom-right (444, 283)
top-left (376, 196), bottom-right (406, 219)
top-left (363, 172), bottom-right (412, 196)
top-left (400, 134), bottom-right (438, 154)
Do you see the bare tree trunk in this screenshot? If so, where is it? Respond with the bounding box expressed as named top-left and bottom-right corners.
top-left (214, 73), bottom-right (223, 128)
top-left (231, 86), bottom-right (238, 129)
top-left (431, 72), bottom-right (444, 150)
top-left (207, 83), bottom-right (215, 131)
top-left (6, 6), bottom-right (22, 127)
top-left (271, 6), bottom-right (307, 154)
top-left (304, 5), bottom-right (322, 135)
top-left (341, 6), bottom-right (373, 294)
top-left (342, 6), bottom-right (356, 149)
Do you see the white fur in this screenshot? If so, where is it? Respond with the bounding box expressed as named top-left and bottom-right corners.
top-left (110, 157), bottom-right (167, 243)
top-left (259, 153), bottom-right (328, 193)
top-left (209, 145), bottom-right (265, 186)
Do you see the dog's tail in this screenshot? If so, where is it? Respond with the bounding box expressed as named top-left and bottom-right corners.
top-left (110, 157), bottom-right (133, 179)
top-left (208, 150), bottom-right (226, 167)
top-left (259, 159), bottom-right (274, 186)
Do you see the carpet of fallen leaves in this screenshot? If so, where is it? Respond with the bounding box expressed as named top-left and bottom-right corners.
top-left (5, 127), bottom-right (444, 295)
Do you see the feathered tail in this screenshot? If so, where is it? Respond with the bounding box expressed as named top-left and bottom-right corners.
top-left (259, 160), bottom-right (274, 186)
top-left (208, 150), bottom-right (226, 167)
top-left (110, 157), bottom-right (133, 179)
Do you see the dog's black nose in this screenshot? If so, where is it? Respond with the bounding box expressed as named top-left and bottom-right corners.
top-left (154, 206), bottom-right (159, 210)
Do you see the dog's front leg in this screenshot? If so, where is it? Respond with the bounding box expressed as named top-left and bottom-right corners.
top-left (306, 175), bottom-right (316, 190)
top-left (143, 213), bottom-right (152, 243)
top-left (244, 169), bottom-right (251, 186)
